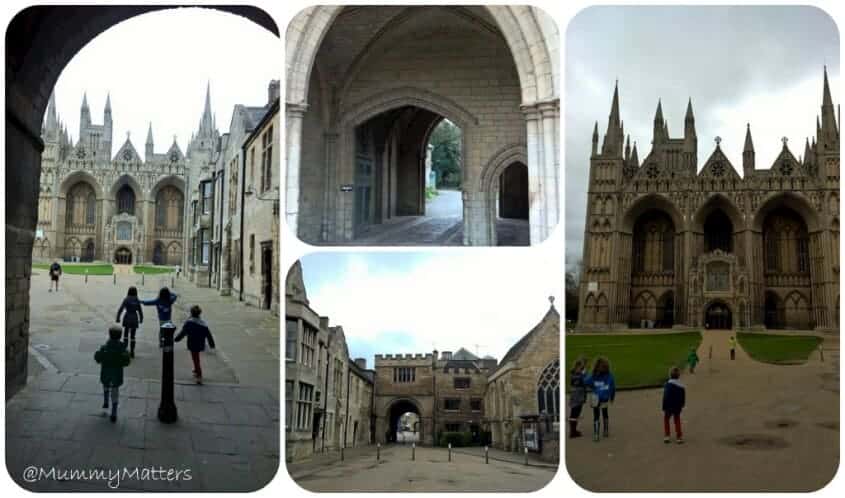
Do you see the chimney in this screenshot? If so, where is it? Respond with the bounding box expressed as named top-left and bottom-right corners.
top-left (354, 358), bottom-right (367, 370)
top-left (268, 80), bottom-right (280, 105)
top-left (441, 351), bottom-right (452, 360)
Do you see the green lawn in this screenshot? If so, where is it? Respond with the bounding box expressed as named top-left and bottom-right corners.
top-left (566, 332), bottom-right (702, 389)
top-left (32, 263), bottom-right (113, 275)
top-left (738, 333), bottom-right (822, 364)
top-left (133, 265), bottom-right (175, 274)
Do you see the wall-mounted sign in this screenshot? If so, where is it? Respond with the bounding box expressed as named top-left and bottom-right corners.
top-left (340, 184), bottom-right (354, 192)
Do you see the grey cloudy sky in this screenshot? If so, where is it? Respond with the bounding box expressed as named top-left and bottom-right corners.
top-left (50, 8), bottom-right (279, 159)
top-left (565, 6), bottom-right (840, 266)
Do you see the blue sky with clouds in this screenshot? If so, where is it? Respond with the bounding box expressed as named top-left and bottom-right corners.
top-left (298, 251), bottom-right (562, 367)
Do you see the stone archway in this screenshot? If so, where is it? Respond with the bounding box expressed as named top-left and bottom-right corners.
top-left (385, 398), bottom-right (424, 444)
top-left (287, 6), bottom-right (559, 245)
top-left (5, 5), bottom-right (277, 399)
top-left (705, 301), bottom-right (733, 330)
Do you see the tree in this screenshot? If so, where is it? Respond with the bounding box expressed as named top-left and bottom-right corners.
top-left (565, 260), bottom-right (582, 325)
top-left (428, 120), bottom-right (461, 189)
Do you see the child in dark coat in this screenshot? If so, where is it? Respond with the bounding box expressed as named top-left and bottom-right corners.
top-left (175, 305), bottom-right (216, 384)
top-left (569, 357), bottom-right (588, 438)
top-left (662, 366), bottom-right (686, 444)
top-left (116, 286), bottom-right (143, 357)
top-left (94, 326), bottom-right (132, 422)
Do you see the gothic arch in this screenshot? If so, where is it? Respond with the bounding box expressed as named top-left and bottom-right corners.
top-left (692, 193), bottom-right (744, 232)
top-left (341, 87), bottom-right (480, 130)
top-left (478, 144), bottom-right (528, 194)
top-left (620, 193), bottom-right (683, 234)
top-left (286, 6), bottom-right (557, 107)
top-left (58, 170), bottom-right (103, 199)
top-left (752, 191), bottom-right (820, 232)
top-left (149, 175), bottom-right (186, 200)
top-left (109, 174), bottom-right (144, 204)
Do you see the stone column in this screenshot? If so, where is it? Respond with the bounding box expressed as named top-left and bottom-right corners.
top-left (321, 132), bottom-right (339, 242)
top-left (521, 105), bottom-right (545, 245)
top-left (285, 103), bottom-right (308, 239)
top-left (538, 100), bottom-right (560, 243)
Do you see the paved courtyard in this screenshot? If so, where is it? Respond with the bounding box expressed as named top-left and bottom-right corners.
top-left (566, 329), bottom-right (839, 492)
top-left (6, 271), bottom-right (280, 491)
top-left (287, 444), bottom-right (558, 492)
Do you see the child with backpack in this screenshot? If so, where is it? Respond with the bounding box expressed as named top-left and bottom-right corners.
top-left (586, 357), bottom-right (616, 441)
top-left (115, 286), bottom-right (143, 357)
top-left (140, 287), bottom-right (178, 325)
top-left (662, 366), bottom-right (686, 444)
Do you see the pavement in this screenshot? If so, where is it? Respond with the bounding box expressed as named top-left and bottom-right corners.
top-left (6, 271), bottom-right (280, 491)
top-left (565, 329), bottom-right (839, 492)
top-left (328, 189), bottom-right (529, 246)
top-left (286, 444), bottom-right (558, 492)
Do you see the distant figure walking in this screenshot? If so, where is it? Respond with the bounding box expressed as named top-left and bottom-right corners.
top-left (140, 287), bottom-right (178, 325)
top-left (94, 326), bottom-right (131, 423)
top-left (586, 357), bottom-right (616, 442)
top-left (175, 305), bottom-right (216, 384)
top-left (687, 347), bottom-right (700, 374)
top-left (116, 286), bottom-right (144, 357)
top-left (568, 357), bottom-right (588, 438)
top-left (48, 260), bottom-right (62, 292)
top-left (662, 366), bottom-right (686, 444)
top-left (729, 335), bottom-right (737, 360)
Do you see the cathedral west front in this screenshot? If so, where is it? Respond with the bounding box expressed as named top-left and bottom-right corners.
top-left (578, 69), bottom-right (840, 332)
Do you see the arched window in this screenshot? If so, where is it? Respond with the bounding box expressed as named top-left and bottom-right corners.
top-left (155, 186), bottom-right (185, 230)
top-left (116, 185), bottom-right (135, 215)
top-left (704, 210), bottom-right (733, 253)
top-left (662, 227), bottom-right (674, 270)
top-left (66, 182), bottom-right (97, 227)
top-left (536, 359), bottom-right (560, 422)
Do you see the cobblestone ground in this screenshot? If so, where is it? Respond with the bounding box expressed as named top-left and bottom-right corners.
top-left (566, 329), bottom-right (839, 492)
top-left (287, 444), bottom-right (558, 492)
top-left (6, 271), bottom-right (280, 491)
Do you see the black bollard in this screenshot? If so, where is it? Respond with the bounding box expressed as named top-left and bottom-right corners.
top-left (113, 273), bottom-right (116, 285)
top-left (524, 446), bottom-right (528, 466)
top-left (412, 442), bottom-right (415, 461)
top-left (485, 446), bottom-right (489, 464)
top-left (142, 273), bottom-right (145, 286)
top-left (341, 446), bottom-right (344, 461)
top-left (157, 323), bottom-right (178, 423)
top-left (85, 270), bottom-right (88, 283)
top-left (377, 443), bottom-right (380, 461)
top-left (820, 347), bottom-right (825, 362)
top-left (448, 443), bottom-right (451, 462)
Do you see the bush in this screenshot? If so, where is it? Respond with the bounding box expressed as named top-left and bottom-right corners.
top-left (438, 431), bottom-right (473, 447)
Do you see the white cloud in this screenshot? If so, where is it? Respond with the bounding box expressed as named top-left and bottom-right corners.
top-left (304, 251), bottom-right (562, 362)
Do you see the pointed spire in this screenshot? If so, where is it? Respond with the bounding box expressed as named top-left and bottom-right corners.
top-left (104, 92), bottom-right (112, 112)
top-left (44, 90), bottom-right (58, 138)
top-left (654, 99), bottom-right (664, 123)
top-left (591, 121), bottom-right (599, 156)
top-left (609, 80), bottom-right (620, 125)
top-left (625, 135), bottom-right (631, 161)
top-left (81, 91), bottom-right (89, 110)
top-left (743, 123), bottom-right (754, 152)
top-left (804, 137), bottom-right (811, 163)
top-left (146, 122), bottom-right (154, 144)
top-left (630, 141), bottom-right (639, 168)
top-left (823, 65), bottom-right (833, 107)
top-left (685, 98), bottom-right (694, 121)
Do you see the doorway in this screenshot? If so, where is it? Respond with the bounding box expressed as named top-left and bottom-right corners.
top-left (260, 241), bottom-right (273, 310)
top-left (114, 247), bottom-right (132, 265)
top-left (82, 239), bottom-right (95, 262)
top-left (705, 302), bottom-right (732, 330)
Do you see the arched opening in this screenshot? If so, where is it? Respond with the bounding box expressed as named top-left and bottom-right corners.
top-left (66, 181), bottom-right (97, 228)
top-left (81, 238), bottom-right (95, 262)
top-left (152, 241), bottom-right (165, 265)
top-left (536, 359), bottom-right (560, 426)
top-left (629, 208), bottom-right (676, 327)
top-left (155, 185), bottom-right (184, 234)
top-left (116, 184), bottom-right (135, 215)
top-left (64, 237), bottom-right (82, 261)
top-left (705, 301), bottom-right (732, 330)
top-left (704, 209), bottom-right (733, 253)
top-left (496, 161), bottom-right (529, 246)
top-left (351, 108), bottom-right (464, 244)
top-left (761, 206), bottom-right (814, 329)
top-left (114, 247), bottom-right (132, 265)
top-left (387, 399), bottom-right (422, 444)
top-left (657, 290), bottom-right (675, 328)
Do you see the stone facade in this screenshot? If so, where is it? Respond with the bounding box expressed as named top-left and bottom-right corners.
top-left (32, 91), bottom-right (188, 264)
top-left (285, 6), bottom-right (560, 245)
top-left (578, 70), bottom-right (840, 332)
top-left (484, 306), bottom-right (560, 462)
top-left (285, 262), bottom-right (375, 463)
top-left (185, 81), bottom-right (280, 315)
top-left (285, 262), bottom-right (561, 462)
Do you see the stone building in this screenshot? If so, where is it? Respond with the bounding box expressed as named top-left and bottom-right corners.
top-left (484, 305), bottom-right (560, 462)
top-left (32, 91), bottom-right (187, 264)
top-left (285, 6), bottom-right (560, 245)
top-left (285, 262), bottom-right (375, 462)
top-left (185, 81), bottom-right (280, 314)
top-left (285, 259), bottom-right (561, 462)
top-left (578, 69), bottom-right (840, 332)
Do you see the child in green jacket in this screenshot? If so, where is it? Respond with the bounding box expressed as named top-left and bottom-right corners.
top-left (687, 348), bottom-right (700, 374)
top-left (94, 326), bottom-right (132, 423)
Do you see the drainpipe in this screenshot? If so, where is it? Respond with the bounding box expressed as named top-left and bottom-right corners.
top-left (321, 339), bottom-right (330, 451)
top-left (208, 171), bottom-right (215, 288)
top-left (344, 362), bottom-right (352, 447)
top-left (239, 147), bottom-right (246, 301)
top-left (218, 160), bottom-right (225, 291)
top-left (432, 354), bottom-right (437, 446)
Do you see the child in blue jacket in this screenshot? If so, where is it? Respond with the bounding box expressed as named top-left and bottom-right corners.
top-left (586, 357), bottom-right (616, 441)
top-left (140, 287), bottom-right (178, 324)
top-left (662, 366), bottom-right (686, 444)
